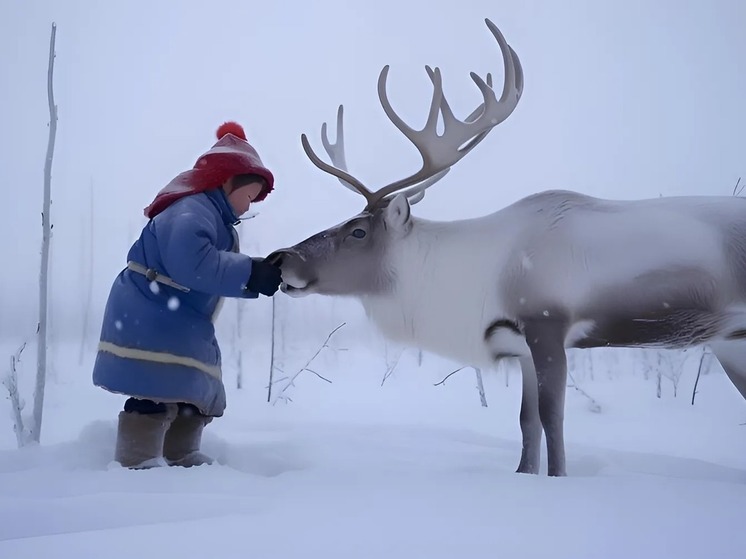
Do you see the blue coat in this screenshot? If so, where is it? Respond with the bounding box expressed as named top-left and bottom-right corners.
top-left (92, 189), bottom-right (259, 416)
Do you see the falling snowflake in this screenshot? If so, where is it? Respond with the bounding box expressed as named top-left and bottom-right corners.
top-left (115, 320), bottom-right (123, 331)
top-left (149, 281), bottom-right (159, 294)
top-left (168, 296), bottom-right (180, 311)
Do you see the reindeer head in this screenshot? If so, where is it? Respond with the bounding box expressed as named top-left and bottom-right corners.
top-left (268, 19), bottom-right (524, 298)
top-left (269, 194), bottom-right (413, 298)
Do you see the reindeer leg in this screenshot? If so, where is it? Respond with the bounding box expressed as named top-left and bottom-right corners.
top-left (523, 320), bottom-right (568, 477)
top-left (516, 356), bottom-right (542, 474)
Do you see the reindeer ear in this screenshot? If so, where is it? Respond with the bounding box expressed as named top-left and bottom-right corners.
top-left (383, 193), bottom-right (411, 229)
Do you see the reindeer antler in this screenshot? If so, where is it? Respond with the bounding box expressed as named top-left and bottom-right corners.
top-left (301, 18), bottom-right (524, 210)
top-left (310, 105), bottom-right (451, 207)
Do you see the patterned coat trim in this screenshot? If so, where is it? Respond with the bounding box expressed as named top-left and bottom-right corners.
top-left (98, 341), bottom-right (222, 380)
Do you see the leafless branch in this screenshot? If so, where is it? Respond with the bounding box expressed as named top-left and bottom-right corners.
top-left (381, 345), bottom-right (403, 386)
top-left (303, 368), bottom-right (332, 383)
top-left (732, 177), bottom-right (744, 197)
top-left (275, 394), bottom-right (294, 405)
top-left (270, 322), bottom-right (345, 404)
top-left (567, 370), bottom-right (602, 413)
top-left (267, 294), bottom-right (277, 400)
top-left (433, 365), bottom-right (488, 407)
top-left (434, 366), bottom-right (466, 386)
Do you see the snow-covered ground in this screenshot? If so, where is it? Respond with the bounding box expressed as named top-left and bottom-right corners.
top-left (1, 333), bottom-right (744, 559)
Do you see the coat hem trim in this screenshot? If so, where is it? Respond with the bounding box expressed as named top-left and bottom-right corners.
top-left (98, 341), bottom-right (222, 380)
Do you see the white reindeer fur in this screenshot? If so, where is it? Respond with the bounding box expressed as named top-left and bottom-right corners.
top-left (363, 200), bottom-right (516, 369)
top-left (362, 190), bottom-right (746, 370)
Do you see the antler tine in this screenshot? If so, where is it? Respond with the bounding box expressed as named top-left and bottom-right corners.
top-left (367, 65), bottom-right (448, 208)
top-left (429, 69), bottom-right (494, 157)
top-left (369, 65), bottom-right (461, 207)
top-left (401, 71), bottom-right (490, 208)
top-left (300, 131), bottom-right (375, 205)
top-left (378, 72), bottom-right (490, 207)
top-left (365, 19), bottom-right (523, 209)
top-left (377, 64), bottom-right (446, 153)
top-left (308, 103), bottom-right (452, 209)
top-left (320, 105), bottom-right (362, 196)
top-left (456, 44), bottom-right (523, 155)
top-left (485, 18), bottom-right (524, 106)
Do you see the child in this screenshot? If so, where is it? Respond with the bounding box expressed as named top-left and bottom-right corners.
top-left (93, 122), bottom-right (282, 468)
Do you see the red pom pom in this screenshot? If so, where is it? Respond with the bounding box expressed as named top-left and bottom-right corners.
top-left (216, 121), bottom-right (247, 141)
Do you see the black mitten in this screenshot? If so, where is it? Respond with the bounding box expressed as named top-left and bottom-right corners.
top-left (246, 257), bottom-right (282, 296)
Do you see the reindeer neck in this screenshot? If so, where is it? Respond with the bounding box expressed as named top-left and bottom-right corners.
top-left (361, 214), bottom-right (515, 368)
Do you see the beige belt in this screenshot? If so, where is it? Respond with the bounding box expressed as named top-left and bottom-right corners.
top-left (126, 261), bottom-right (191, 293)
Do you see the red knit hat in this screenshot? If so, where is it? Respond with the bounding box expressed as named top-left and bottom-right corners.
top-left (143, 122), bottom-right (275, 218)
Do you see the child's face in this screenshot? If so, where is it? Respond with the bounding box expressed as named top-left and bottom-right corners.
top-left (227, 181), bottom-right (264, 216)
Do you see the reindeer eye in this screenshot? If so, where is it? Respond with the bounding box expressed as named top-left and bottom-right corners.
top-left (351, 228), bottom-right (366, 239)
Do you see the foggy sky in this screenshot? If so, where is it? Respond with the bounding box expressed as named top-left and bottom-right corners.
top-left (1, 0), bottom-right (745, 343)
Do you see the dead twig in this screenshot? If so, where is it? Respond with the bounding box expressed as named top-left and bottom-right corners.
top-left (567, 370), bottom-right (602, 413)
top-left (434, 366), bottom-right (488, 407)
top-left (434, 366), bottom-right (466, 386)
top-left (270, 322), bottom-right (344, 404)
top-left (732, 177), bottom-right (744, 197)
top-left (381, 346), bottom-right (403, 386)
top-left (303, 368), bottom-right (332, 383)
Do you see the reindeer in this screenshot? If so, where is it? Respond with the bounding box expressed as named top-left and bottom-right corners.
top-left (268, 19), bottom-right (746, 476)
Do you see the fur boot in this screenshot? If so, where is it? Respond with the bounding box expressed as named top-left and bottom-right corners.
top-left (114, 405), bottom-right (177, 469)
top-left (163, 408), bottom-right (214, 467)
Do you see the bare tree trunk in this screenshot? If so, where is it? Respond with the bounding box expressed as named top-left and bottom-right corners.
top-left (641, 349), bottom-right (651, 380)
top-left (474, 367), bottom-right (488, 407)
top-left (78, 179), bottom-right (94, 365)
top-left (691, 347), bottom-right (712, 406)
top-left (656, 352), bottom-right (663, 399)
top-left (267, 294), bottom-right (277, 401)
top-left (32, 22), bottom-right (58, 444)
top-left (236, 299), bottom-right (245, 390)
